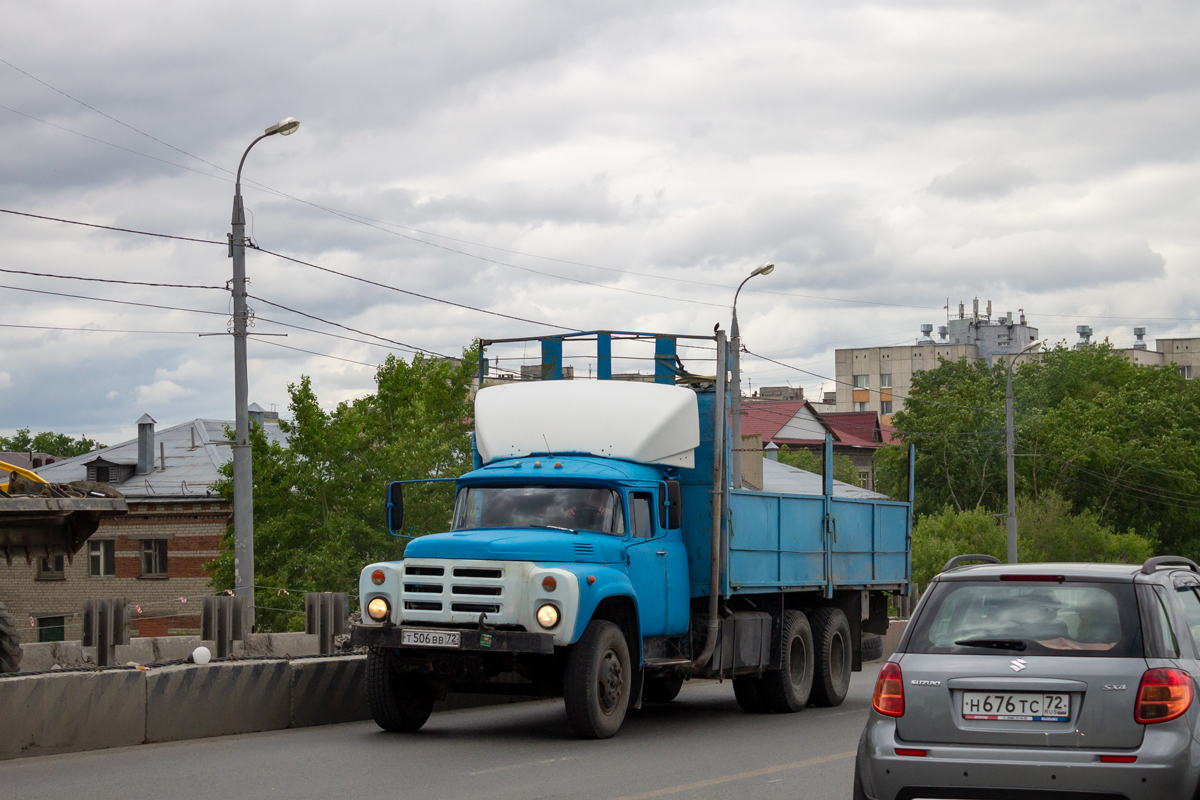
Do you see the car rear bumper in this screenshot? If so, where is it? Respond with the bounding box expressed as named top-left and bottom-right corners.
top-left (857, 714), bottom-right (1200, 800)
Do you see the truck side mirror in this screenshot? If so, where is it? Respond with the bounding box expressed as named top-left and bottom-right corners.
top-left (663, 480), bottom-right (682, 529)
top-left (387, 482), bottom-right (404, 533)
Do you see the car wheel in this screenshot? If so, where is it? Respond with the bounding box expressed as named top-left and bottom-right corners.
top-left (366, 647), bottom-right (436, 732)
top-left (564, 620), bottom-right (631, 738)
top-left (810, 607), bottom-right (852, 707)
top-left (643, 673), bottom-right (684, 703)
top-left (759, 610), bottom-right (814, 713)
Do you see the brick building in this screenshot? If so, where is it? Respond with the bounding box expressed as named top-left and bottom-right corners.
top-left (0, 409), bottom-right (281, 644)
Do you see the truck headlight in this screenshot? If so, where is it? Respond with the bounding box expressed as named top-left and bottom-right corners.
top-left (367, 597), bottom-right (390, 621)
top-left (536, 604), bottom-right (559, 629)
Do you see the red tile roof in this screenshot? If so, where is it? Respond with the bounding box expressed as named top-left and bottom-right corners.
top-left (740, 400), bottom-right (837, 442)
top-left (819, 412), bottom-right (884, 448)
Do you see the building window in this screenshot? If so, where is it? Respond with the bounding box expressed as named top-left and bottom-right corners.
top-left (37, 616), bottom-right (66, 643)
top-left (857, 470), bottom-right (871, 489)
top-left (879, 374), bottom-right (892, 389)
top-left (852, 374), bottom-right (870, 389)
top-left (37, 555), bottom-right (65, 581)
top-left (881, 401), bottom-right (893, 415)
top-left (142, 539), bottom-right (168, 577)
top-left (1180, 366), bottom-right (1193, 380)
top-left (854, 401), bottom-right (871, 412)
top-left (89, 540), bottom-right (115, 577)
top-left (95, 465), bottom-right (110, 483)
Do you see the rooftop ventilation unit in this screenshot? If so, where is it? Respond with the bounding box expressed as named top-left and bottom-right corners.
top-left (1075, 325), bottom-right (1093, 349)
top-left (1133, 327), bottom-right (1147, 351)
top-left (917, 324), bottom-right (935, 344)
top-left (937, 326), bottom-right (948, 340)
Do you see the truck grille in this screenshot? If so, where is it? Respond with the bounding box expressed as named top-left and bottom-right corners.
top-left (452, 602), bottom-right (501, 614)
top-left (404, 583), bottom-right (442, 594)
top-left (405, 565), bottom-right (444, 576)
top-left (454, 567), bottom-right (502, 578)
top-left (453, 585), bottom-right (502, 596)
top-left (404, 601), bottom-right (442, 611)
top-left (399, 558), bottom-right (515, 626)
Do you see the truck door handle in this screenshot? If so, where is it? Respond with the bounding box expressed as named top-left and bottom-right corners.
top-left (656, 550), bottom-right (667, 556)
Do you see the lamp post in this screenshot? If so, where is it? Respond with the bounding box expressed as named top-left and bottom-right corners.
top-left (230, 117), bottom-right (299, 632)
top-left (730, 263), bottom-right (774, 489)
top-left (1004, 339), bottom-right (1041, 564)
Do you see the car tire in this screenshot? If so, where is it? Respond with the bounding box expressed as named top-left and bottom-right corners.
top-left (564, 620), bottom-right (631, 738)
top-left (732, 676), bottom-right (769, 713)
top-left (0, 601), bottom-right (22, 675)
top-left (810, 607), bottom-right (852, 707)
top-left (366, 647), bottom-right (436, 732)
top-left (643, 673), bottom-right (684, 703)
top-left (861, 633), bottom-right (883, 663)
top-left (758, 610), bottom-right (814, 713)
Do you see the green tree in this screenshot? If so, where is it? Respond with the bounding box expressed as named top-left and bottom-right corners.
top-left (911, 493), bottom-right (1156, 588)
top-left (776, 445), bottom-right (862, 485)
top-left (0, 428), bottom-right (103, 458)
top-left (207, 348), bottom-right (478, 631)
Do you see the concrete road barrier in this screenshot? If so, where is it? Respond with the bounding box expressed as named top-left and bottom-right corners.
top-left (146, 660), bottom-right (292, 743)
top-left (881, 618), bottom-right (908, 660)
top-left (0, 669), bottom-right (146, 759)
top-left (290, 656), bottom-right (369, 728)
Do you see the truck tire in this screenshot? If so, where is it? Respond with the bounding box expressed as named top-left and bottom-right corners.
top-left (643, 673), bottom-right (683, 703)
top-left (809, 607), bottom-right (852, 707)
top-left (366, 647), bottom-right (435, 732)
top-left (0, 601), bottom-right (22, 675)
top-left (563, 620), bottom-right (631, 739)
top-left (861, 633), bottom-right (883, 663)
top-left (732, 677), bottom-right (768, 713)
top-left (758, 610), bottom-right (814, 713)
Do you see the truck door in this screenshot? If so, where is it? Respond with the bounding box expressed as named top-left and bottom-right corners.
top-left (626, 491), bottom-right (668, 636)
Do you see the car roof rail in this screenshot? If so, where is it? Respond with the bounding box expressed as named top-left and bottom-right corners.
top-left (942, 554), bottom-right (1002, 572)
top-left (1141, 556), bottom-right (1200, 575)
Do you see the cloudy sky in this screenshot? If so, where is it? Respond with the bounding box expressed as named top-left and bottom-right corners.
top-left (2, 1), bottom-right (1198, 444)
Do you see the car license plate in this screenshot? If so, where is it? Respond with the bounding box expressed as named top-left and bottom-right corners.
top-left (401, 628), bottom-right (461, 649)
top-left (962, 691), bottom-right (1070, 721)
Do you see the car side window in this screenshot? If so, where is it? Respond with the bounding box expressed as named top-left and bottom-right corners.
top-left (1151, 586), bottom-right (1181, 659)
top-left (630, 492), bottom-right (654, 539)
top-left (1175, 584), bottom-right (1200, 654)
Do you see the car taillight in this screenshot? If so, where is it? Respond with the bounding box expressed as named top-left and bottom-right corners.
top-left (1135, 668), bottom-right (1193, 724)
top-left (873, 661), bottom-right (905, 717)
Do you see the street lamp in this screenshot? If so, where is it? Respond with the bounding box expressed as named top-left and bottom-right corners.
top-left (730, 263), bottom-right (775, 489)
top-left (1004, 338), bottom-right (1041, 564)
top-left (230, 116), bottom-right (300, 632)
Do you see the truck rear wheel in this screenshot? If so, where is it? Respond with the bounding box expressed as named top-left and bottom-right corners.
top-left (732, 676), bottom-right (768, 713)
top-left (643, 673), bottom-right (683, 703)
top-left (861, 632), bottom-right (883, 663)
top-left (758, 610), bottom-right (814, 713)
top-left (563, 620), bottom-right (631, 738)
top-left (366, 647), bottom-right (435, 732)
top-left (0, 601), bottom-right (22, 675)
top-left (809, 607), bottom-right (851, 707)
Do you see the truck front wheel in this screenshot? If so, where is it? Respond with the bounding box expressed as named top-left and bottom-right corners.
top-left (809, 607), bottom-right (852, 707)
top-left (563, 620), bottom-right (631, 738)
top-left (366, 647), bottom-right (436, 732)
top-left (643, 673), bottom-right (683, 703)
top-left (758, 610), bottom-right (814, 713)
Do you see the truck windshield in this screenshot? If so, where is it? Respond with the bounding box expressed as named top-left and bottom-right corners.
top-left (452, 486), bottom-right (625, 535)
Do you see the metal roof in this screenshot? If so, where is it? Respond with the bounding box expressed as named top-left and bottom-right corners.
top-left (760, 458), bottom-right (891, 500)
top-left (34, 418), bottom-right (286, 500)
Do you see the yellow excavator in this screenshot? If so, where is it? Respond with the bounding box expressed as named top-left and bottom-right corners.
top-left (1, 459), bottom-right (127, 673)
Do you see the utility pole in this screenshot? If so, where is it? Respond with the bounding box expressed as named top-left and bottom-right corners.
top-left (230, 117), bottom-right (299, 633)
top-left (730, 263), bottom-right (774, 489)
top-left (1004, 339), bottom-right (1041, 564)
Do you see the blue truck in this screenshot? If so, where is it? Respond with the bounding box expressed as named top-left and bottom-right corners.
top-left (351, 329), bottom-right (914, 738)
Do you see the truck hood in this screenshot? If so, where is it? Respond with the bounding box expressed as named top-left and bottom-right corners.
top-left (402, 528), bottom-right (625, 564)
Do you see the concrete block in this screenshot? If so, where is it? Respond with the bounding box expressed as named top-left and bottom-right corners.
top-left (150, 636), bottom-right (214, 662)
top-left (115, 639), bottom-right (156, 665)
top-left (0, 669), bottom-right (146, 760)
top-left (232, 633), bottom-right (273, 658)
top-left (145, 659), bottom-right (291, 742)
top-left (16, 643), bottom-right (54, 673)
top-left (881, 618), bottom-right (908, 661)
top-left (52, 640), bottom-right (84, 667)
top-left (269, 631), bottom-right (320, 657)
top-left (289, 656), bottom-right (369, 727)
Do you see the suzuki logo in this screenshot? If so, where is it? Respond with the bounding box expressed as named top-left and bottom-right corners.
top-left (1010, 658), bottom-right (1028, 672)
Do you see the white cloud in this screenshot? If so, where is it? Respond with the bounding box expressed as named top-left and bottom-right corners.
top-left (134, 380), bottom-right (194, 406)
top-left (0, 372), bottom-right (11, 390)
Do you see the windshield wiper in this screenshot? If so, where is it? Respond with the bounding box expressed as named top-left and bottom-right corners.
top-left (954, 638), bottom-right (1028, 651)
top-left (528, 524), bottom-right (578, 535)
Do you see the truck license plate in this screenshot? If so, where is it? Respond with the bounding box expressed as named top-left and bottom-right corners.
top-left (962, 691), bottom-right (1069, 721)
top-left (401, 628), bottom-right (461, 649)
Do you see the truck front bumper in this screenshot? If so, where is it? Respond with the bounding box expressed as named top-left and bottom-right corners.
top-left (351, 624), bottom-right (555, 654)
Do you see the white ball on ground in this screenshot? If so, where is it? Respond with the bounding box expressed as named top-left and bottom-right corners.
top-left (191, 646), bottom-right (211, 665)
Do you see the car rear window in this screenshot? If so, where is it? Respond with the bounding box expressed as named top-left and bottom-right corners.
top-left (906, 581), bottom-right (1143, 658)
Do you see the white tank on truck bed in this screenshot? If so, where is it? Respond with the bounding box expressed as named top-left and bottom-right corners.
top-left (474, 380), bottom-right (700, 467)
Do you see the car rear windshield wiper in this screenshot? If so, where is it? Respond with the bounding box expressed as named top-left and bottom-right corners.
top-left (954, 638), bottom-right (1028, 651)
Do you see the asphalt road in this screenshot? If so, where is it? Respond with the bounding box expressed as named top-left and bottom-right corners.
top-left (0, 662), bottom-right (881, 800)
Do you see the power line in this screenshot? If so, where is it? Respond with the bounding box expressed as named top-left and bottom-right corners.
top-left (0, 208), bottom-right (226, 245)
top-left (0, 265), bottom-right (223, 290)
top-left (254, 338), bottom-right (379, 368)
top-left (0, 322), bottom-right (218, 335)
top-left (0, 283), bottom-right (227, 316)
top-left (254, 317), bottom-right (424, 355)
top-left (247, 294), bottom-right (452, 358)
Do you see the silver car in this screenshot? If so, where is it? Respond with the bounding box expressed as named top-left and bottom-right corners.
top-left (855, 555), bottom-right (1200, 800)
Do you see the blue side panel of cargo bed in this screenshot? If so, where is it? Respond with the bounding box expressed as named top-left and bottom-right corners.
top-left (828, 498), bottom-right (910, 585)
